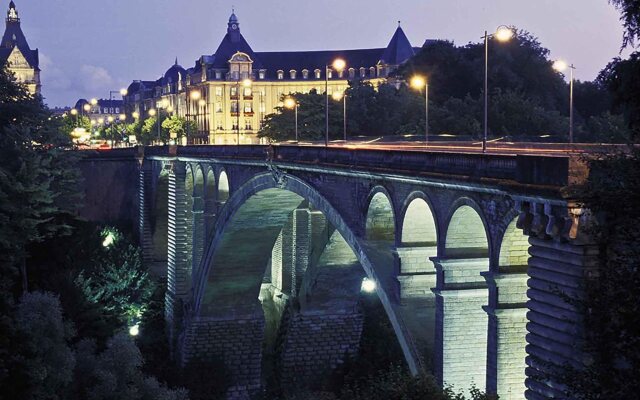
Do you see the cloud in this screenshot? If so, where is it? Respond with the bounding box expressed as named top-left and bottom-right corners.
top-left (79, 64), bottom-right (115, 92)
top-left (39, 52), bottom-right (71, 90)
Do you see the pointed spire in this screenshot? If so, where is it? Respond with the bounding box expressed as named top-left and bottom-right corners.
top-left (174, 56), bottom-right (178, 66)
top-left (380, 23), bottom-right (415, 66)
top-left (7, 0), bottom-right (19, 22)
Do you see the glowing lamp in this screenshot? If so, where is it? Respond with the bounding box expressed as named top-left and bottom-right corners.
top-left (148, 109), bottom-right (157, 117)
top-left (410, 76), bottom-right (426, 89)
top-left (332, 58), bottom-right (346, 72)
top-left (361, 277), bottom-right (376, 293)
top-left (120, 88), bottom-right (128, 96)
top-left (83, 104), bottom-right (91, 112)
top-left (553, 60), bottom-right (568, 72)
top-left (284, 97), bottom-right (296, 109)
top-left (70, 109), bottom-right (78, 115)
top-left (495, 26), bottom-right (514, 42)
top-left (128, 324), bottom-right (140, 336)
top-left (190, 90), bottom-right (201, 100)
top-left (242, 78), bottom-right (252, 87)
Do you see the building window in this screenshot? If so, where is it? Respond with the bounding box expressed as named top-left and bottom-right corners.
top-left (277, 70), bottom-right (284, 80)
top-left (243, 87), bottom-right (252, 97)
top-left (231, 101), bottom-right (238, 113)
top-left (244, 102), bottom-right (253, 113)
top-left (216, 87), bottom-right (223, 97)
top-left (314, 69), bottom-right (321, 79)
top-left (370, 67), bottom-right (376, 77)
top-left (258, 70), bottom-right (265, 79)
top-left (215, 71), bottom-right (222, 79)
top-left (348, 68), bottom-right (355, 79)
top-left (245, 119), bottom-right (252, 130)
top-left (115, 107), bottom-right (120, 113)
top-left (232, 122), bottom-right (238, 130)
top-left (360, 67), bottom-right (366, 78)
top-left (230, 86), bottom-right (238, 96)
top-left (302, 69), bottom-right (309, 79)
top-left (216, 121), bottom-right (223, 130)
top-left (290, 70), bottom-right (296, 79)
top-left (327, 70), bottom-right (333, 79)
top-left (216, 102), bottom-right (222, 113)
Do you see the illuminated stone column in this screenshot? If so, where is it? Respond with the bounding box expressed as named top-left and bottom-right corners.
top-left (432, 257), bottom-right (490, 394)
top-left (138, 161), bottom-right (154, 262)
top-left (397, 245), bottom-right (438, 298)
top-left (165, 161), bottom-right (190, 348)
top-left (191, 195), bottom-right (205, 278)
top-left (203, 196), bottom-right (217, 237)
top-left (483, 269), bottom-right (528, 400)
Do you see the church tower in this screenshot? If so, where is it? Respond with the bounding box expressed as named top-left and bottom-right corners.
top-left (1, 1), bottom-right (41, 95)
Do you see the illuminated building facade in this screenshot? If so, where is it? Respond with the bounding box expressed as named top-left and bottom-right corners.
top-left (124, 11), bottom-right (417, 144)
top-left (0, 1), bottom-right (40, 95)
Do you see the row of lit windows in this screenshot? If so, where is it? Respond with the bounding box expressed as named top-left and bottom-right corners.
top-left (275, 67), bottom-right (377, 80)
top-left (88, 107), bottom-right (120, 114)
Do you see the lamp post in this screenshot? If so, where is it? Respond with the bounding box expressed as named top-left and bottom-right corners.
top-left (107, 116), bottom-right (115, 148)
top-left (284, 96), bottom-right (299, 142)
top-left (70, 108), bottom-right (78, 127)
top-left (236, 78), bottom-right (252, 145)
top-left (410, 76), bottom-right (429, 146)
top-left (482, 25), bottom-right (514, 153)
top-left (553, 60), bottom-right (576, 144)
top-left (332, 91), bottom-right (347, 141)
top-left (325, 58), bottom-right (346, 146)
top-left (189, 90), bottom-right (202, 145)
top-left (108, 89), bottom-right (128, 147)
top-left (148, 108), bottom-right (157, 144)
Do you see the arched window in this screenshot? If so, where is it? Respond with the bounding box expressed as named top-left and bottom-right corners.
top-left (369, 67), bottom-right (376, 77)
top-left (314, 69), bottom-right (321, 79)
top-left (277, 70), bottom-right (284, 80)
top-left (290, 70), bottom-right (297, 79)
top-left (302, 69), bottom-right (309, 79)
top-left (360, 67), bottom-right (366, 78)
top-left (348, 68), bottom-right (355, 79)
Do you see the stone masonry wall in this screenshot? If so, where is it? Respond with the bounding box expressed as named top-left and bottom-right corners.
top-left (276, 308), bottom-right (364, 391)
top-left (181, 316), bottom-right (265, 399)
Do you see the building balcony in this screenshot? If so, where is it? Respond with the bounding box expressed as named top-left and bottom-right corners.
top-left (243, 95), bottom-right (253, 100)
top-left (244, 111), bottom-right (255, 116)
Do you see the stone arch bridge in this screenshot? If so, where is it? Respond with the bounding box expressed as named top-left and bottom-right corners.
top-left (79, 145), bottom-right (596, 400)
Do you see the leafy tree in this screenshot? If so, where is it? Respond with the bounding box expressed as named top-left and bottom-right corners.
top-left (75, 228), bottom-right (153, 325)
top-left (598, 52), bottom-right (640, 140)
top-left (581, 111), bottom-right (631, 143)
top-left (162, 115), bottom-right (196, 143)
top-left (59, 114), bottom-right (91, 139)
top-left (609, 0), bottom-right (640, 48)
top-left (3, 292), bottom-right (75, 400)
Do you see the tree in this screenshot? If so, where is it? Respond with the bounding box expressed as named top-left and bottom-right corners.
top-left (598, 52), bottom-right (640, 140)
top-left (609, 0), bottom-right (640, 49)
top-left (162, 116), bottom-right (196, 143)
top-left (4, 292), bottom-right (75, 400)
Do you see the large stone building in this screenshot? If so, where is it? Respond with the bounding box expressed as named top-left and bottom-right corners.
top-left (124, 11), bottom-right (417, 144)
top-left (0, 1), bottom-right (40, 95)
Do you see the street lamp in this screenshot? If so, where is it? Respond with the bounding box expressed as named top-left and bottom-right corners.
top-left (410, 75), bottom-right (429, 146)
top-left (482, 25), bottom-right (514, 153)
top-left (284, 96), bottom-right (299, 142)
top-left (325, 58), bottom-right (346, 146)
top-left (236, 78), bottom-right (252, 145)
top-left (189, 90), bottom-right (202, 145)
top-left (107, 116), bottom-right (115, 148)
top-left (332, 91), bottom-right (347, 141)
top-left (553, 60), bottom-right (576, 144)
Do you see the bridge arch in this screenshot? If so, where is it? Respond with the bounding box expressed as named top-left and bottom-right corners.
top-left (399, 192), bottom-right (438, 246)
top-left (217, 169), bottom-right (230, 202)
top-left (151, 168), bottom-right (170, 262)
top-left (186, 172), bottom-right (422, 393)
top-left (364, 187), bottom-right (396, 242)
top-left (443, 198), bottom-right (490, 258)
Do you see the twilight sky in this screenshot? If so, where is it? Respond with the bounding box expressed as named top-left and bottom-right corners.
top-left (9, 0), bottom-right (629, 107)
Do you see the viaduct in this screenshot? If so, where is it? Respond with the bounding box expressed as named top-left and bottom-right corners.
top-left (78, 145), bottom-right (596, 399)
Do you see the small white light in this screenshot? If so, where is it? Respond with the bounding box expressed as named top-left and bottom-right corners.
top-left (129, 324), bottom-right (140, 336)
top-left (361, 277), bottom-right (377, 293)
top-left (102, 231), bottom-right (116, 248)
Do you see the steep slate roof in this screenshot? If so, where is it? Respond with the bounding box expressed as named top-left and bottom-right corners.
top-left (255, 48), bottom-right (385, 80)
top-left (163, 59), bottom-right (186, 84)
top-left (0, 1), bottom-right (38, 68)
top-left (210, 13), bottom-right (262, 69)
top-left (379, 25), bottom-right (415, 65)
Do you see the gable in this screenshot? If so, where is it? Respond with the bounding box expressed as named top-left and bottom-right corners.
top-left (6, 46), bottom-right (30, 68)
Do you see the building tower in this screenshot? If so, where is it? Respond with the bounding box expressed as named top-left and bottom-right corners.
top-left (1, 1), bottom-right (40, 95)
